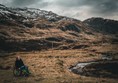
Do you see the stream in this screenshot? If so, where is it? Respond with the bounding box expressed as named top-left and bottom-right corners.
top-left (69, 60), bottom-right (118, 78)
top-left (69, 62), bottom-right (98, 74)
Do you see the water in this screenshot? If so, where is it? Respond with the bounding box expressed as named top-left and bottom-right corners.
top-left (69, 62), bottom-right (98, 73)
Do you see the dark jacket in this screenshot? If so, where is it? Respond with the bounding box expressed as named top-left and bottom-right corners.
top-left (15, 59), bottom-right (24, 69)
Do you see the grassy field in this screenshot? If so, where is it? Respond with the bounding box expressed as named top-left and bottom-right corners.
top-left (0, 48), bottom-right (118, 83)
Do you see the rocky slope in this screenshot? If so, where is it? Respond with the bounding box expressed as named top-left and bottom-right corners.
top-left (0, 4), bottom-right (117, 52)
top-left (83, 17), bottom-right (118, 34)
top-left (0, 4), bottom-right (78, 27)
top-left (0, 4), bottom-right (90, 51)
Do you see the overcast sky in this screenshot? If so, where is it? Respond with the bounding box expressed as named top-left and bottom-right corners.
top-left (0, 0), bottom-right (118, 20)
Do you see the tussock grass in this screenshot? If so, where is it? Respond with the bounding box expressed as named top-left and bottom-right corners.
top-left (0, 49), bottom-right (117, 83)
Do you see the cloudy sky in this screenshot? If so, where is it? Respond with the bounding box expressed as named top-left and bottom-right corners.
top-left (0, 0), bottom-right (118, 20)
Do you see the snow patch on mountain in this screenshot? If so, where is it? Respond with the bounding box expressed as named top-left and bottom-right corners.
top-left (0, 4), bottom-right (78, 23)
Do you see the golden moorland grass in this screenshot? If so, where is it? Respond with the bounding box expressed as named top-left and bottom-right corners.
top-left (0, 48), bottom-right (118, 83)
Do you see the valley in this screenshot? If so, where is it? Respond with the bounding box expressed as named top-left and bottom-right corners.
top-left (0, 4), bottom-right (118, 83)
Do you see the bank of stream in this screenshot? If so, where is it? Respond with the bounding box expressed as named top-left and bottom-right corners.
top-left (69, 60), bottom-right (118, 79)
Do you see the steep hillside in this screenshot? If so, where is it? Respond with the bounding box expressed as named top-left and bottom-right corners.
top-left (83, 17), bottom-right (118, 34)
top-left (0, 4), bottom-right (117, 52)
top-left (0, 4), bottom-right (78, 27)
top-left (0, 4), bottom-right (96, 52)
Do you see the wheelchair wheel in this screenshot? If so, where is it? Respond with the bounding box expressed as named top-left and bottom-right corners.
top-left (13, 66), bottom-right (30, 77)
top-left (13, 68), bottom-right (20, 76)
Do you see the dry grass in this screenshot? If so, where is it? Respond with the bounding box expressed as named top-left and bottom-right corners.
top-left (0, 49), bottom-right (118, 83)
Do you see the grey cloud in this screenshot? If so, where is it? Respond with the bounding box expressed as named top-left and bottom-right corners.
top-left (87, 0), bottom-right (118, 14)
top-left (50, 0), bottom-right (118, 20)
top-left (98, 0), bottom-right (118, 13)
top-left (55, 0), bottom-right (118, 13)
top-left (1, 0), bottom-right (118, 13)
top-left (0, 0), bottom-right (118, 20)
top-left (11, 0), bottom-right (42, 7)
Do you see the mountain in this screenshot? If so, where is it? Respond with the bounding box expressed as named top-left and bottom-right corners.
top-left (0, 4), bottom-right (91, 52)
top-left (0, 4), bottom-right (78, 27)
top-left (83, 17), bottom-right (118, 34)
top-left (0, 4), bottom-right (117, 52)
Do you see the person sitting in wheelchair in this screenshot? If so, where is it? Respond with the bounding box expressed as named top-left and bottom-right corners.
top-left (14, 56), bottom-right (30, 76)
